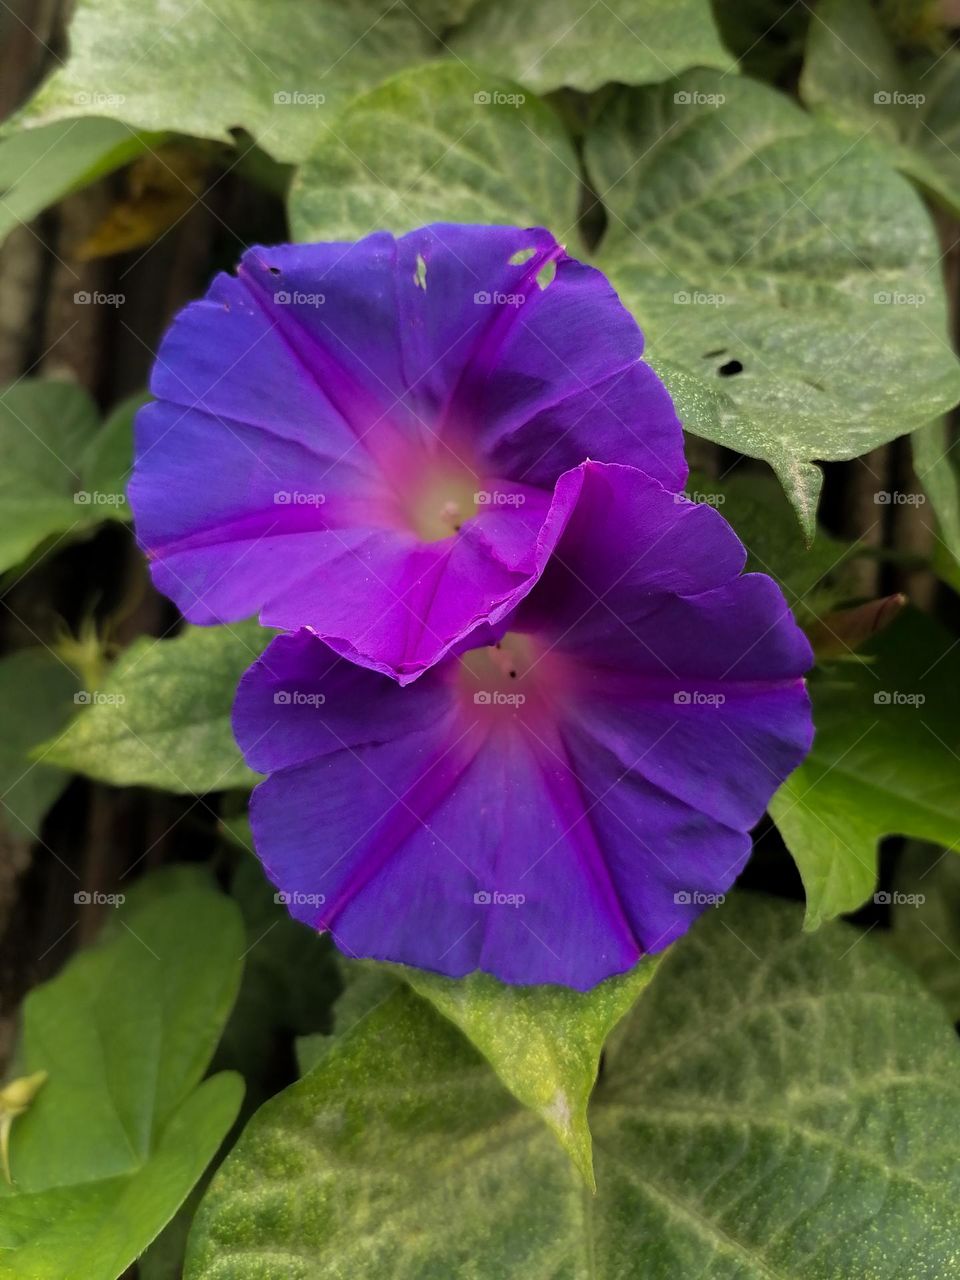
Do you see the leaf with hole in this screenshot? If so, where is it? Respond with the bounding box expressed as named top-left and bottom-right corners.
top-left (585, 70), bottom-right (960, 536)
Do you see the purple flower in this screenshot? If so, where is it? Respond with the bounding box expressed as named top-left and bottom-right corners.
top-left (130, 225), bottom-right (684, 683)
top-left (233, 462), bottom-right (813, 990)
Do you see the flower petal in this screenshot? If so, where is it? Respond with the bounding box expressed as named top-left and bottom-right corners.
top-left (132, 226), bottom-right (684, 680)
top-left (234, 463), bottom-right (813, 988)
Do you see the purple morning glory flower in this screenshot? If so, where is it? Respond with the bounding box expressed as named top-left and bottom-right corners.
top-left (233, 462), bottom-right (814, 990)
top-left (129, 224), bottom-right (685, 684)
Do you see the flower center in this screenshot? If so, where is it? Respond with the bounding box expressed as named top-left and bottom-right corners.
top-left (458, 632), bottom-right (574, 729)
top-left (404, 459), bottom-right (480, 542)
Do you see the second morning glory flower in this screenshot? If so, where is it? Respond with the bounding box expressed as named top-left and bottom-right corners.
top-left (129, 224), bottom-right (685, 684)
top-left (233, 462), bottom-right (813, 990)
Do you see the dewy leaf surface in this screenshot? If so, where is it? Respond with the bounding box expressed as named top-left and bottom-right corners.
top-left (403, 956), bottom-right (661, 1188)
top-left (184, 895), bottom-right (960, 1279)
top-left (39, 621), bottom-right (271, 794)
top-left (585, 69), bottom-right (960, 534)
top-left (450, 0), bottom-right (734, 93)
top-left (290, 63), bottom-right (581, 243)
top-left (13, 0), bottom-right (446, 164)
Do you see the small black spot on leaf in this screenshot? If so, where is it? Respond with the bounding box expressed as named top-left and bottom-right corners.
top-left (718, 360), bottom-right (743, 377)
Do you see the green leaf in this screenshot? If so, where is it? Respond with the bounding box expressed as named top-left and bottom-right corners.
top-left (403, 957), bottom-right (661, 1188)
top-left (78, 390), bottom-right (144, 519)
top-left (38, 621), bottom-right (271, 794)
top-left (0, 381), bottom-right (133, 575)
top-left (0, 119), bottom-right (159, 244)
top-left (712, 0), bottom-right (811, 80)
top-left (913, 419), bottom-right (960, 563)
top-left (887, 843), bottom-right (960, 1021)
top-left (770, 609), bottom-right (960, 930)
top-left (584, 70), bottom-right (960, 535)
top-left (0, 885), bottom-right (245, 1280)
top-left (293, 958), bottom-right (399, 1076)
top-left (684, 469), bottom-right (855, 621)
top-left (451, 0), bottom-right (734, 94)
top-left (217, 845), bottom-right (341, 1092)
top-left (290, 62), bottom-right (580, 243)
top-left (0, 648), bottom-right (80, 838)
top-left (14, 0), bottom-right (442, 165)
top-left (185, 894), bottom-right (960, 1278)
top-left (800, 0), bottom-right (960, 218)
